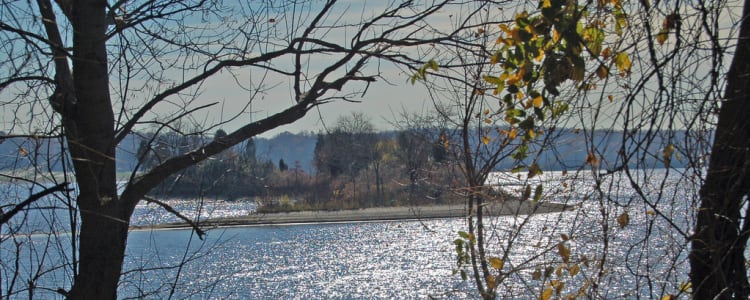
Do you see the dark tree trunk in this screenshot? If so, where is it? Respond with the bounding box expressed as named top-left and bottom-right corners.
top-left (67, 209), bottom-right (130, 299)
top-left (64, 0), bottom-right (126, 298)
top-left (690, 0), bottom-right (750, 298)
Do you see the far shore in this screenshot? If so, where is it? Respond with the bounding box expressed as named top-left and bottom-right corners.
top-left (133, 200), bottom-right (573, 231)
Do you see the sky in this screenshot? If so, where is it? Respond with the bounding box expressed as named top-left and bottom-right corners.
top-left (0, 0), bottom-right (472, 138)
top-left (0, 0), bottom-right (742, 138)
top-left (196, 61), bottom-right (437, 138)
top-left (175, 1), bottom-right (483, 138)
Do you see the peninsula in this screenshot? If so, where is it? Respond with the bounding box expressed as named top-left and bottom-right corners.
top-left (139, 200), bottom-right (573, 230)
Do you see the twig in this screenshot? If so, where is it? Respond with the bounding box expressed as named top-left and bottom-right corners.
top-left (142, 196), bottom-right (206, 239)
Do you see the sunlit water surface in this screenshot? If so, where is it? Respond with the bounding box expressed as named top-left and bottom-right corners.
top-left (2, 169), bottom-right (695, 299)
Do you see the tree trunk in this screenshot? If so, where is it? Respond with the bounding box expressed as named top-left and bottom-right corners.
top-left (67, 207), bottom-right (130, 299)
top-left (690, 0), bottom-right (750, 297)
top-left (64, 0), bottom-right (127, 298)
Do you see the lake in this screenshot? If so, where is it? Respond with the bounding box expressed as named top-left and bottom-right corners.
top-left (1, 169), bottom-right (693, 299)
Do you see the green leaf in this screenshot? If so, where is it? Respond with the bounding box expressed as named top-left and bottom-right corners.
top-left (484, 75), bottom-right (503, 85)
top-left (614, 9), bottom-right (628, 36)
top-left (427, 59), bottom-right (439, 71)
top-left (533, 184), bottom-right (544, 202)
top-left (552, 102), bottom-right (569, 118)
top-left (615, 52), bottom-right (632, 74)
top-left (512, 144), bottom-right (529, 160)
top-left (458, 231), bottom-right (470, 239)
top-left (583, 26), bottom-right (605, 55)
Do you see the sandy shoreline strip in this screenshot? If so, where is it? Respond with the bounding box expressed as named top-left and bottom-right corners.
top-left (136, 201), bottom-right (572, 231)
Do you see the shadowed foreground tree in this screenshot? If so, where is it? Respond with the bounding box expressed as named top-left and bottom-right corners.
top-left (0, 0), bottom-right (493, 298)
top-left (690, 0), bottom-right (750, 297)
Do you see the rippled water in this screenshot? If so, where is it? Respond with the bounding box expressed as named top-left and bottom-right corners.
top-left (123, 220), bottom-right (475, 299)
top-left (130, 199), bottom-right (258, 227)
top-left (2, 169), bottom-right (696, 299)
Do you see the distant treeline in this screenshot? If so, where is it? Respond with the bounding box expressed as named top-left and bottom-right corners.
top-left (137, 127), bottom-right (462, 210)
top-left (1, 127), bottom-right (700, 209)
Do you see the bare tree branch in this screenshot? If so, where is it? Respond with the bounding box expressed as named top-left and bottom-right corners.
top-left (0, 182), bottom-right (70, 225)
top-left (141, 196), bottom-right (205, 239)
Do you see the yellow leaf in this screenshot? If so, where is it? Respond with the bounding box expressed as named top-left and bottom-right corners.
top-left (679, 281), bottom-right (692, 292)
top-left (482, 136), bottom-right (491, 145)
top-left (569, 264), bottom-right (580, 276)
top-left (490, 54), bottom-right (499, 64)
top-left (19, 147), bottom-right (27, 157)
top-left (552, 28), bottom-right (560, 43)
top-left (608, 95), bottom-right (614, 102)
top-left (551, 280), bottom-right (565, 294)
top-left (585, 152), bottom-right (599, 166)
top-left (487, 275), bottom-right (496, 290)
top-left (657, 30), bottom-right (668, 45)
top-left (489, 257), bottom-right (504, 270)
top-left (558, 243), bottom-right (571, 263)
top-left (663, 144), bottom-right (675, 161)
top-left (509, 128), bottom-right (518, 139)
top-left (617, 211), bottom-right (630, 228)
top-left (511, 28), bottom-right (522, 42)
top-left (596, 65), bottom-right (609, 79)
top-left (661, 295), bottom-right (676, 300)
top-left (535, 48), bottom-right (545, 62)
top-left (484, 108), bottom-right (490, 115)
top-left (532, 268), bottom-right (542, 280)
top-left (540, 287), bottom-right (553, 300)
top-left (499, 23), bottom-right (512, 35)
top-left (485, 118), bottom-right (492, 124)
top-left (501, 38), bottom-right (515, 46)
top-left (542, 0), bottom-right (552, 8)
top-left (646, 210), bottom-right (656, 216)
top-left (533, 95), bottom-right (544, 108)
top-left (615, 52), bottom-right (632, 74)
